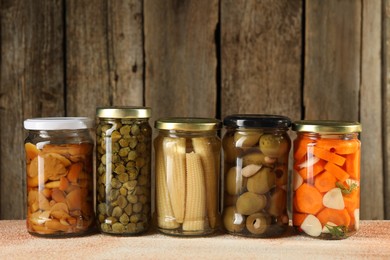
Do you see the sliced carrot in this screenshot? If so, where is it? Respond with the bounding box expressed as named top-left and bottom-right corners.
top-left (294, 139), bottom-right (315, 161)
top-left (298, 159), bottom-right (326, 180)
top-left (344, 188), bottom-right (359, 217)
top-left (67, 162), bottom-right (83, 183)
top-left (293, 195), bottom-right (302, 212)
top-left (293, 213), bottom-right (308, 227)
top-left (316, 208), bottom-right (351, 227)
top-left (344, 151), bottom-right (360, 180)
top-left (316, 139), bottom-right (359, 155)
top-left (324, 162), bottom-right (350, 182)
top-left (312, 146), bottom-right (346, 166)
top-left (295, 183), bottom-right (324, 215)
top-left (314, 171), bottom-right (337, 193)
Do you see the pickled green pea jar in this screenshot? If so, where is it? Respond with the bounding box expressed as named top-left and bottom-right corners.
top-left (96, 107), bottom-right (152, 235)
top-left (154, 118), bottom-right (222, 237)
top-left (24, 117), bottom-right (94, 237)
top-left (292, 120), bottom-right (362, 239)
top-left (222, 114), bottom-right (291, 237)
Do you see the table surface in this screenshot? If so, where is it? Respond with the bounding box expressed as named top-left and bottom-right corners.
top-left (0, 220), bottom-right (389, 259)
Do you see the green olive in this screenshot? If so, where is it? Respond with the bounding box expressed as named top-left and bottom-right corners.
top-left (246, 213), bottom-right (270, 234)
top-left (222, 206), bottom-right (245, 233)
top-left (246, 167), bottom-right (275, 194)
top-left (234, 131), bottom-right (262, 147)
top-left (222, 134), bottom-right (239, 164)
top-left (225, 167), bottom-right (244, 195)
top-left (236, 192), bottom-right (267, 215)
top-left (241, 151), bottom-right (270, 167)
top-left (259, 134), bottom-right (290, 158)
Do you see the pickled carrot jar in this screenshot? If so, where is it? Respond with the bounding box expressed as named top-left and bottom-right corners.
top-left (96, 107), bottom-right (152, 235)
top-left (292, 120), bottom-right (362, 239)
top-left (23, 117), bottom-right (94, 237)
top-left (154, 118), bottom-right (221, 236)
top-left (221, 115), bottom-right (291, 237)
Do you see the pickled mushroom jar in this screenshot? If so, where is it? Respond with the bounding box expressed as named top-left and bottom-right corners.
top-left (96, 107), bottom-right (152, 235)
top-left (222, 114), bottom-right (291, 237)
top-left (23, 117), bottom-right (94, 237)
top-left (292, 120), bottom-right (362, 239)
top-left (154, 118), bottom-right (221, 236)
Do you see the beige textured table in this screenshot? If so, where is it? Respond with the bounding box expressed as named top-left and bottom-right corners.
top-left (0, 220), bottom-right (389, 259)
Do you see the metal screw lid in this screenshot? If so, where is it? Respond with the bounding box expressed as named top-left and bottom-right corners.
top-left (155, 117), bottom-right (221, 131)
top-left (223, 114), bottom-right (291, 129)
top-left (96, 106), bottom-right (151, 119)
top-left (292, 120), bottom-right (362, 133)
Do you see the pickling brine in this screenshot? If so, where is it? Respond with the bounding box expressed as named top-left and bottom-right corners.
top-left (221, 115), bottom-right (291, 238)
top-left (154, 118), bottom-right (221, 236)
top-left (95, 107), bottom-right (152, 235)
top-left (292, 120), bottom-right (362, 239)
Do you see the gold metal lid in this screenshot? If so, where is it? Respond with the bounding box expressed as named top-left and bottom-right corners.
top-left (96, 106), bottom-right (151, 118)
top-left (155, 117), bottom-right (221, 131)
top-left (292, 120), bottom-right (362, 133)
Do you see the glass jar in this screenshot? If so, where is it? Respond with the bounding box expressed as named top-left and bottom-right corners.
top-left (221, 114), bottom-right (291, 237)
top-left (154, 118), bottom-right (221, 236)
top-left (96, 107), bottom-right (152, 235)
top-left (292, 120), bottom-right (362, 239)
top-left (23, 117), bottom-right (94, 237)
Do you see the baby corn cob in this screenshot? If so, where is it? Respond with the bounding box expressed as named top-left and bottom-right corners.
top-left (155, 138), bottom-right (180, 229)
top-left (163, 137), bottom-right (186, 223)
top-left (183, 152), bottom-right (206, 231)
top-left (192, 137), bottom-right (219, 228)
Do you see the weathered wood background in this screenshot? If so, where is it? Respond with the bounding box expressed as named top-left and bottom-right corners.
top-left (0, 0), bottom-right (388, 220)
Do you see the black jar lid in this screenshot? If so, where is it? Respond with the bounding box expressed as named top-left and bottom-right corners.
top-left (223, 114), bottom-right (291, 129)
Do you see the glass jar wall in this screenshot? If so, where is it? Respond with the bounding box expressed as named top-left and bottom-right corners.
top-left (154, 118), bottom-right (221, 236)
top-left (221, 115), bottom-right (291, 237)
top-left (24, 117), bottom-right (94, 237)
top-left (292, 120), bottom-right (362, 239)
top-left (96, 107), bottom-right (152, 235)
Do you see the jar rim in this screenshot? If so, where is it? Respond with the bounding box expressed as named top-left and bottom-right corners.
top-left (223, 114), bottom-right (291, 129)
top-left (24, 117), bottom-right (93, 130)
top-left (96, 106), bottom-right (151, 119)
top-left (155, 117), bottom-right (221, 131)
top-left (292, 120), bottom-right (362, 133)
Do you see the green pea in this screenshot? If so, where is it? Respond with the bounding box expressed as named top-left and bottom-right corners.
top-left (127, 150), bottom-right (138, 161)
top-left (119, 213), bottom-right (130, 225)
top-left (131, 124), bottom-right (140, 136)
top-left (120, 125), bottom-right (131, 136)
top-left (114, 164), bottom-right (125, 175)
top-left (117, 195), bottom-right (128, 209)
top-left (112, 222), bottom-right (125, 232)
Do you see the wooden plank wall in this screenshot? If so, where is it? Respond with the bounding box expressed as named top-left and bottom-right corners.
top-left (0, 0), bottom-right (387, 220)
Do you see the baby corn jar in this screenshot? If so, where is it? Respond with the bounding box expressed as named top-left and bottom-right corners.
top-left (96, 107), bottom-right (152, 235)
top-left (154, 118), bottom-right (221, 236)
top-left (292, 120), bottom-right (362, 239)
top-left (221, 115), bottom-right (291, 237)
top-left (24, 117), bottom-right (94, 237)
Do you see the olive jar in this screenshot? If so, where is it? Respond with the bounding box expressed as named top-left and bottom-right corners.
top-left (292, 120), bottom-right (362, 239)
top-left (96, 107), bottom-right (152, 235)
top-left (23, 117), bottom-right (94, 237)
top-left (154, 118), bottom-right (222, 236)
top-left (221, 115), bottom-right (291, 237)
